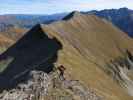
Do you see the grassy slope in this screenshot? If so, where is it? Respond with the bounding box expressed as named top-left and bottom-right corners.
top-left (0, 34), bottom-right (14, 53)
top-left (0, 27), bottom-right (27, 41)
top-left (42, 12), bottom-right (133, 100)
top-left (0, 27), bottom-right (27, 53)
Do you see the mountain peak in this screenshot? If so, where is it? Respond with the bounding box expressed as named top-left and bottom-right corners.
top-left (119, 7), bottom-right (129, 11)
top-left (62, 11), bottom-right (81, 20)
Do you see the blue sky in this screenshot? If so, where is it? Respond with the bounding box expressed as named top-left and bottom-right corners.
top-left (0, 0), bottom-right (133, 14)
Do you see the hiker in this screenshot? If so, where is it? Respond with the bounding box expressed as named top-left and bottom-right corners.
top-left (57, 65), bottom-right (66, 80)
top-left (126, 49), bottom-right (133, 61)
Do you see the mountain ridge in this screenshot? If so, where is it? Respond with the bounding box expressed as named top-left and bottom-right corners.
top-left (0, 12), bottom-right (133, 100)
top-left (41, 12), bottom-right (133, 99)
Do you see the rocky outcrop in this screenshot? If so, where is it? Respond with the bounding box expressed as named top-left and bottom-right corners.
top-left (0, 69), bottom-right (103, 100)
top-left (0, 71), bottom-right (51, 100)
top-left (106, 50), bottom-right (133, 96)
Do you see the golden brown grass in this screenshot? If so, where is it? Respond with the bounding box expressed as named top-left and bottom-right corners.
top-left (0, 34), bottom-right (14, 53)
top-left (0, 27), bottom-right (27, 41)
top-left (41, 12), bottom-right (133, 100)
top-left (0, 27), bottom-right (27, 53)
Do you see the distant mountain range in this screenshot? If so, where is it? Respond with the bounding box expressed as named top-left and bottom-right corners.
top-left (87, 8), bottom-right (133, 37)
top-left (0, 13), bottom-right (67, 30)
top-left (0, 8), bottom-right (133, 37)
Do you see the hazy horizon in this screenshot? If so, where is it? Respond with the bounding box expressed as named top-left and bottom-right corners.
top-left (0, 7), bottom-right (133, 16)
top-left (0, 0), bottom-right (133, 15)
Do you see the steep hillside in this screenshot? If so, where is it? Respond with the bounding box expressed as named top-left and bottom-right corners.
top-left (0, 11), bottom-right (133, 100)
top-left (1, 27), bottom-right (26, 41)
top-left (0, 27), bottom-right (27, 53)
top-left (42, 11), bottom-right (133, 100)
top-left (0, 34), bottom-right (13, 53)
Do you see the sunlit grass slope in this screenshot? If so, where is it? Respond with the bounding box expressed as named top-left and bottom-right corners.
top-left (41, 11), bottom-right (133, 100)
top-left (0, 34), bottom-right (14, 53)
top-left (0, 27), bottom-right (27, 53)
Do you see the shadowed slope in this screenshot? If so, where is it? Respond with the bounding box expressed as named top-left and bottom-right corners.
top-left (0, 24), bottom-right (62, 90)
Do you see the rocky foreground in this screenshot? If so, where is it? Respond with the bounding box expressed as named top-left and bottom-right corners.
top-left (0, 68), bottom-right (103, 100)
